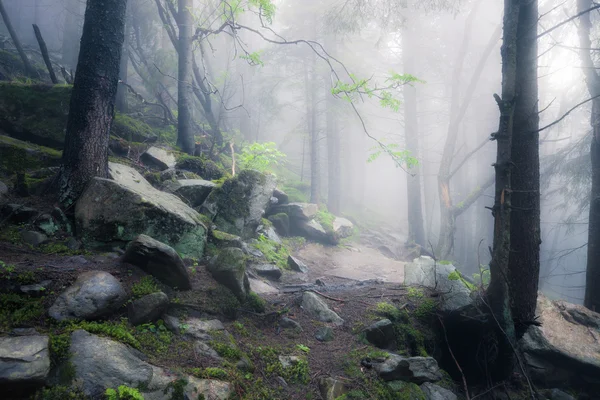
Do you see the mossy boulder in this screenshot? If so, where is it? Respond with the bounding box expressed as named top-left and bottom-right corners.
top-left (0, 135), bottom-right (61, 175)
top-left (75, 162), bottom-right (207, 258)
top-left (201, 170), bottom-right (276, 238)
top-left (176, 155), bottom-right (224, 180)
top-left (0, 83), bottom-right (157, 149)
top-left (207, 247), bottom-right (250, 301)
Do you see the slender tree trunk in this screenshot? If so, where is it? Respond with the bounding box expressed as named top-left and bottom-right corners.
top-left (58, 0), bottom-right (128, 206)
top-left (577, 0), bottom-right (600, 312)
top-left (507, 0), bottom-right (540, 337)
top-left (177, 0), bottom-right (195, 154)
top-left (325, 35), bottom-right (341, 214)
top-left (485, 0), bottom-right (520, 379)
top-left (308, 51), bottom-right (320, 204)
top-left (0, 0), bottom-right (35, 77)
top-left (402, 15), bottom-right (426, 247)
top-left (32, 24), bottom-right (58, 84)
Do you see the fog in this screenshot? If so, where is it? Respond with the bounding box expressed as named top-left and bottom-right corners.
top-left (1, 0), bottom-right (593, 303)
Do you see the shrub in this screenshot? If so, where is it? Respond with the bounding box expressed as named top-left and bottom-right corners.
top-left (239, 142), bottom-right (286, 172)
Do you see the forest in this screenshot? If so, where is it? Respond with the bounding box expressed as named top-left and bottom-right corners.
top-left (0, 0), bottom-right (599, 399)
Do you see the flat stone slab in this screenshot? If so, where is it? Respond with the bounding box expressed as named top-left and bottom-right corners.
top-left (249, 278), bottom-right (279, 294)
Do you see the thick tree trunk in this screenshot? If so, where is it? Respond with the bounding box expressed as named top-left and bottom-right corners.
top-left (577, 0), bottom-right (600, 312)
top-left (177, 0), bottom-right (195, 154)
top-left (32, 24), bottom-right (58, 84)
top-left (116, 19), bottom-right (130, 113)
top-left (402, 16), bottom-right (426, 248)
top-left (0, 0), bottom-right (35, 77)
top-left (507, 0), bottom-right (540, 337)
top-left (58, 0), bottom-right (128, 206)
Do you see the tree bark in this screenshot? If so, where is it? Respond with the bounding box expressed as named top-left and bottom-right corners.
top-left (116, 15), bottom-right (130, 113)
top-left (32, 24), bottom-right (58, 84)
top-left (177, 0), bottom-right (195, 154)
top-left (507, 0), bottom-right (540, 337)
top-left (0, 0), bottom-right (35, 77)
top-left (325, 35), bottom-right (341, 214)
top-left (58, 0), bottom-right (128, 206)
top-left (577, 0), bottom-right (600, 312)
top-left (307, 50), bottom-right (320, 204)
top-left (402, 15), bottom-right (426, 248)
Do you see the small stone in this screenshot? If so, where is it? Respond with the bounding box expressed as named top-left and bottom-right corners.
top-left (301, 291), bottom-right (344, 325)
top-left (194, 342), bottom-right (221, 361)
top-left (279, 317), bottom-right (302, 331)
top-left (275, 376), bottom-right (288, 387)
top-left (128, 292), bottom-right (169, 325)
top-left (236, 356), bottom-right (254, 372)
top-left (242, 241), bottom-right (264, 258)
top-left (319, 377), bottom-right (347, 400)
top-left (375, 355), bottom-right (442, 384)
top-left (21, 231), bottom-right (48, 247)
top-left (253, 264), bottom-right (282, 280)
top-left (65, 255), bottom-right (87, 264)
top-left (365, 319), bottom-right (396, 349)
top-left (20, 280), bottom-right (52, 297)
top-left (288, 255), bottom-right (309, 273)
top-left (278, 355), bottom-right (303, 369)
top-left (0, 335), bottom-right (50, 387)
top-left (315, 326), bottom-right (334, 342)
top-left (140, 146), bottom-right (176, 171)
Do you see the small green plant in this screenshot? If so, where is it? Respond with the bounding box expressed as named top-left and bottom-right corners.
top-left (407, 287), bottom-right (424, 300)
top-left (245, 292), bottom-right (266, 313)
top-left (105, 385), bottom-right (144, 400)
top-left (210, 341), bottom-right (242, 360)
top-left (296, 344), bottom-right (310, 353)
top-left (473, 267), bottom-right (491, 288)
top-left (201, 367), bottom-right (228, 380)
top-left (315, 207), bottom-right (335, 232)
top-left (239, 142), bottom-right (286, 172)
top-left (414, 298), bottom-right (437, 320)
top-left (375, 302), bottom-right (403, 322)
top-left (252, 234), bottom-right (289, 269)
top-left (131, 276), bottom-right (159, 299)
top-left (233, 321), bottom-right (249, 336)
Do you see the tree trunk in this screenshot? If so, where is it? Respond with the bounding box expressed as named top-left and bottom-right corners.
top-left (308, 51), bottom-right (320, 204)
top-left (402, 15), bottom-right (426, 248)
top-left (325, 35), bottom-right (341, 214)
top-left (577, 0), bottom-right (600, 312)
top-left (507, 0), bottom-right (540, 337)
top-left (32, 24), bottom-right (58, 84)
top-left (116, 17), bottom-right (130, 113)
top-left (0, 0), bottom-right (35, 77)
top-left (177, 0), bottom-right (195, 154)
top-left (58, 0), bottom-right (128, 206)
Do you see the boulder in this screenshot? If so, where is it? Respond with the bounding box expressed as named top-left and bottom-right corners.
top-left (164, 316), bottom-right (225, 341)
top-left (319, 377), bottom-right (347, 400)
top-left (123, 234), bottom-right (192, 290)
top-left (140, 146), bottom-right (176, 171)
top-left (404, 257), bottom-right (472, 312)
top-left (20, 230), bottom-right (47, 247)
top-left (333, 217), bottom-right (354, 239)
top-left (201, 170), bottom-right (276, 238)
top-left (421, 382), bottom-right (457, 400)
top-left (258, 225), bottom-right (282, 244)
top-left (0, 203), bottom-right (38, 224)
top-left (249, 278), bottom-right (278, 294)
top-left (365, 319), bottom-right (396, 349)
top-left (0, 335), bottom-right (50, 389)
top-left (387, 381), bottom-right (426, 398)
top-left (69, 330), bottom-right (172, 398)
top-left (75, 162), bottom-right (207, 259)
top-left (252, 264), bottom-right (282, 280)
top-left (193, 341), bottom-right (222, 361)
top-left (272, 188), bottom-right (289, 205)
top-left (183, 376), bottom-right (232, 400)
top-left (288, 255), bottom-right (309, 273)
top-left (128, 292), bottom-right (169, 325)
top-left (301, 291), bottom-right (344, 325)
top-left (268, 213), bottom-right (290, 236)
top-left (162, 179), bottom-right (216, 208)
top-left (268, 202), bottom-right (318, 220)
top-left (0, 135), bottom-right (61, 176)
top-left (297, 219), bottom-right (331, 244)
top-left (279, 317), bottom-right (302, 331)
top-left (209, 230), bottom-right (244, 249)
top-left (520, 293), bottom-right (600, 392)
top-left (207, 247), bottom-right (250, 300)
top-left (375, 355), bottom-right (442, 384)
top-left (175, 155), bottom-right (224, 180)
top-left (49, 271), bottom-right (127, 321)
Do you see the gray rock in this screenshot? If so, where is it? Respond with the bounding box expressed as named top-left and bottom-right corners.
top-left (268, 202), bottom-right (318, 220)
top-left (242, 241), bottom-right (264, 258)
top-left (51, 207), bottom-right (72, 234)
top-left (319, 377), bottom-right (347, 400)
top-left (279, 317), bottom-right (302, 331)
top-left (20, 231), bottom-right (47, 247)
top-left (194, 342), bottom-right (222, 361)
top-left (183, 376), bottom-right (232, 400)
top-left (181, 318), bottom-right (225, 341)
top-left (49, 271), bottom-right (127, 321)
top-left (69, 330), bottom-right (172, 398)
top-left (20, 280), bottom-right (51, 297)
top-left (75, 162), bottom-right (207, 259)
top-left (128, 292), bottom-right (169, 325)
top-left (421, 382), bottom-right (458, 400)
top-left (387, 381), bottom-right (426, 397)
top-left (259, 225), bottom-right (282, 244)
top-left (0, 335), bottom-right (50, 386)
top-left (0, 204), bottom-right (38, 224)
top-left (301, 291), bottom-right (344, 325)
top-left (236, 356), bottom-right (254, 372)
top-left (404, 256), bottom-right (472, 312)
top-left (548, 389), bottom-right (576, 400)
top-left (210, 230), bottom-right (244, 249)
top-left (315, 326), bottom-right (334, 342)
top-left (268, 212), bottom-right (290, 236)
top-left (11, 328), bottom-right (38, 336)
top-left (123, 234), bottom-right (192, 290)
top-left (272, 188), bottom-right (289, 205)
top-left (298, 219), bottom-right (331, 244)
top-left (140, 146), bottom-right (176, 171)
top-left (375, 354), bottom-right (442, 384)
top-left (208, 247), bottom-right (250, 300)
top-left (278, 355), bottom-right (304, 369)
top-left (162, 179), bottom-right (216, 207)
top-left (0, 180), bottom-right (7, 195)
top-left (288, 255), bottom-right (309, 273)
top-left (201, 170), bottom-right (276, 238)
top-left (365, 319), bottom-right (396, 349)
top-left (333, 217), bottom-right (354, 239)
top-left (253, 264), bottom-right (282, 280)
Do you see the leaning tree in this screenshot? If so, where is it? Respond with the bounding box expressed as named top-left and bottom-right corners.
top-left (58, 0), bottom-right (128, 205)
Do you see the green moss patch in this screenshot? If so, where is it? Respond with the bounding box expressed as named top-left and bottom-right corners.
top-left (0, 134), bottom-right (61, 174)
top-left (176, 154), bottom-right (224, 180)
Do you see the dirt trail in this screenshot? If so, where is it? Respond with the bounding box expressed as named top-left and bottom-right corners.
top-left (294, 242), bottom-right (406, 284)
